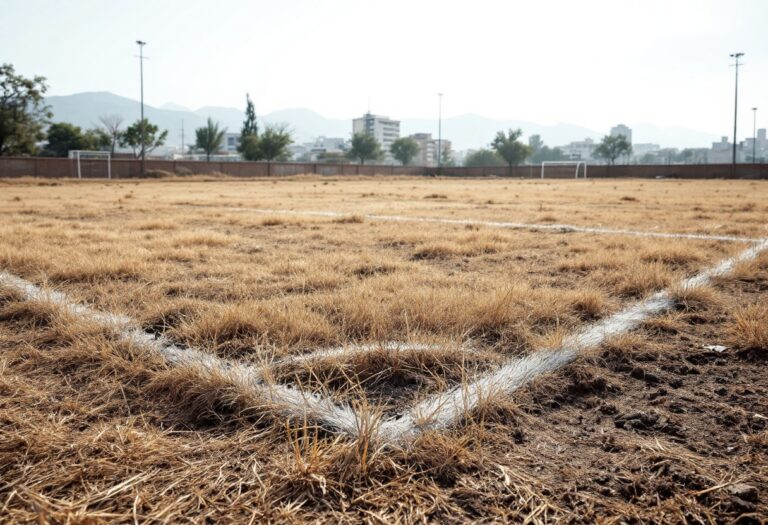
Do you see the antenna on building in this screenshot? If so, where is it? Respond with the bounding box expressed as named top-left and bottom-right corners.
top-left (367, 96), bottom-right (371, 115)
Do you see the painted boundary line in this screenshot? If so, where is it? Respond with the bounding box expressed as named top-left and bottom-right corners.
top-left (375, 237), bottom-right (768, 442)
top-left (236, 207), bottom-right (760, 243)
top-left (0, 272), bottom-right (361, 436)
top-left (1, 237), bottom-right (766, 444)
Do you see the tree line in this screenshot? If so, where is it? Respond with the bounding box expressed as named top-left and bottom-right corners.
top-left (2, 62), bottom-right (631, 165)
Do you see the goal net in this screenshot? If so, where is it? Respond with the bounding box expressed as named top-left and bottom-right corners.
top-left (69, 150), bottom-right (112, 179)
top-left (540, 161), bottom-right (587, 179)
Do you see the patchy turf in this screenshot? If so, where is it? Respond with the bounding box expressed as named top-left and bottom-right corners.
top-left (0, 176), bottom-right (766, 522)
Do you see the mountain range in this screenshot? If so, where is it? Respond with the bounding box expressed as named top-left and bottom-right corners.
top-left (44, 91), bottom-right (721, 151)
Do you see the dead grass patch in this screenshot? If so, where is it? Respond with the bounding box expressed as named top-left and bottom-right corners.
top-left (730, 303), bottom-right (768, 351)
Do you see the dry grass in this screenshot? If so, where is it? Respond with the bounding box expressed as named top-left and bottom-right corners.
top-left (0, 176), bottom-right (766, 522)
top-left (730, 303), bottom-right (768, 351)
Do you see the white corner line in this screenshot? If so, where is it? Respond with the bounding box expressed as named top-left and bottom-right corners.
top-left (1, 237), bottom-right (766, 444)
top-left (273, 341), bottom-right (479, 368)
top-left (374, 237), bottom-right (768, 443)
top-left (236, 207), bottom-right (760, 243)
top-left (0, 272), bottom-right (361, 435)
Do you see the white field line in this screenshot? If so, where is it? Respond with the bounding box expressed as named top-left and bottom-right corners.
top-left (0, 272), bottom-right (360, 435)
top-left (374, 237), bottom-right (768, 443)
top-left (1, 237), bottom-right (766, 443)
top-left (273, 341), bottom-right (479, 368)
top-left (236, 207), bottom-right (760, 243)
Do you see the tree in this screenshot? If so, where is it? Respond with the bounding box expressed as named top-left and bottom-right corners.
top-left (347, 132), bottom-right (381, 164)
top-left (390, 137), bottom-right (419, 166)
top-left (255, 124), bottom-right (292, 161)
top-left (464, 149), bottom-right (505, 167)
top-left (441, 147), bottom-right (456, 167)
top-left (97, 114), bottom-right (124, 155)
top-left (120, 119), bottom-right (168, 158)
top-left (593, 135), bottom-right (632, 165)
top-left (531, 145), bottom-right (567, 164)
top-left (195, 118), bottom-right (226, 161)
top-left (491, 129), bottom-right (532, 168)
top-left (0, 63), bottom-right (51, 156)
top-left (240, 134), bottom-right (262, 161)
top-left (41, 122), bottom-right (94, 157)
top-left (239, 93), bottom-right (258, 152)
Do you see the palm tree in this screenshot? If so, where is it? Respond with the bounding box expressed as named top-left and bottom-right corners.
top-left (195, 118), bottom-right (226, 161)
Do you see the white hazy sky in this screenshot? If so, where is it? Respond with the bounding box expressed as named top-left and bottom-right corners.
top-left (2, 0), bottom-right (766, 135)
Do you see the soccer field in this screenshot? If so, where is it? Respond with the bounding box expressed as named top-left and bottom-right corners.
top-left (1, 175), bottom-right (767, 522)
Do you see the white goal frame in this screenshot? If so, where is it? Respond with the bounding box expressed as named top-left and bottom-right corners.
top-left (68, 150), bottom-right (112, 179)
top-left (540, 160), bottom-right (587, 179)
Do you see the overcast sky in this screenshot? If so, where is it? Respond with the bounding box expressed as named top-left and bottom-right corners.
top-left (2, 0), bottom-right (766, 136)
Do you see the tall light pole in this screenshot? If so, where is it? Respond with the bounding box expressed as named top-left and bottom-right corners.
top-left (752, 107), bottom-right (758, 163)
top-left (136, 40), bottom-right (147, 175)
top-left (437, 93), bottom-right (443, 172)
top-left (730, 52), bottom-right (744, 175)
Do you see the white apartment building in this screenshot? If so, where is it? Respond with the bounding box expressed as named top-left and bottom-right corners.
top-left (352, 113), bottom-right (400, 163)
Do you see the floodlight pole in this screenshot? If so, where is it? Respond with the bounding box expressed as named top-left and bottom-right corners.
top-left (137, 40), bottom-right (147, 175)
top-left (752, 107), bottom-right (758, 162)
top-left (730, 52), bottom-right (744, 176)
top-left (437, 93), bottom-right (443, 173)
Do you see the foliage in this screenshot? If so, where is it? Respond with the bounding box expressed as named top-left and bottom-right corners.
top-left (316, 151), bottom-right (349, 164)
top-left (390, 137), bottom-right (419, 166)
top-left (593, 134), bottom-right (632, 165)
top-left (41, 122), bottom-right (100, 157)
top-left (464, 148), bottom-right (505, 167)
top-left (97, 114), bottom-right (124, 155)
top-left (254, 125), bottom-right (292, 161)
top-left (491, 128), bottom-right (532, 166)
top-left (238, 93), bottom-right (258, 155)
top-left (120, 119), bottom-right (168, 158)
top-left (347, 132), bottom-right (381, 164)
top-left (531, 146), bottom-right (567, 164)
top-left (441, 147), bottom-right (456, 167)
top-left (195, 118), bottom-right (227, 161)
top-left (0, 63), bottom-right (51, 156)
top-left (240, 124), bottom-right (292, 161)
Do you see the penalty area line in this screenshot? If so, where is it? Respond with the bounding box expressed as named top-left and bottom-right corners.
top-left (236, 207), bottom-right (759, 243)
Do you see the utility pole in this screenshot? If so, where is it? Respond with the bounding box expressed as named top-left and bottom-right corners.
top-left (136, 40), bottom-right (147, 175)
top-left (437, 93), bottom-right (443, 172)
top-left (730, 52), bottom-right (744, 176)
top-left (181, 119), bottom-right (185, 157)
top-left (752, 107), bottom-right (758, 163)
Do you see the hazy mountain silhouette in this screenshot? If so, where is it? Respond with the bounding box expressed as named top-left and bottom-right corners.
top-left (45, 91), bottom-right (720, 150)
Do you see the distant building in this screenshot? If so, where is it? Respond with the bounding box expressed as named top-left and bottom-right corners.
top-left (632, 143), bottom-right (660, 163)
top-left (610, 124), bottom-right (632, 144)
top-left (222, 132), bottom-right (241, 153)
top-left (409, 133), bottom-right (451, 167)
top-left (289, 136), bottom-right (349, 162)
top-left (744, 128), bottom-right (767, 162)
top-left (558, 137), bottom-right (597, 161)
top-left (352, 113), bottom-right (400, 163)
top-left (709, 136), bottom-right (739, 164)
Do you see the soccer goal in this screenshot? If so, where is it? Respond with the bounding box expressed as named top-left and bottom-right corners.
top-left (540, 161), bottom-right (587, 179)
top-left (69, 150), bottom-right (112, 179)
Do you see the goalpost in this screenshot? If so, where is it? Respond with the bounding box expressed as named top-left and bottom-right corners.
top-left (540, 160), bottom-right (587, 179)
top-left (69, 150), bottom-right (112, 179)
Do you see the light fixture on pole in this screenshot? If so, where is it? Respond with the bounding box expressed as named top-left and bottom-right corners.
top-left (752, 107), bottom-right (758, 163)
top-left (136, 40), bottom-right (147, 175)
top-left (729, 52), bottom-right (744, 175)
top-left (437, 93), bottom-right (443, 172)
